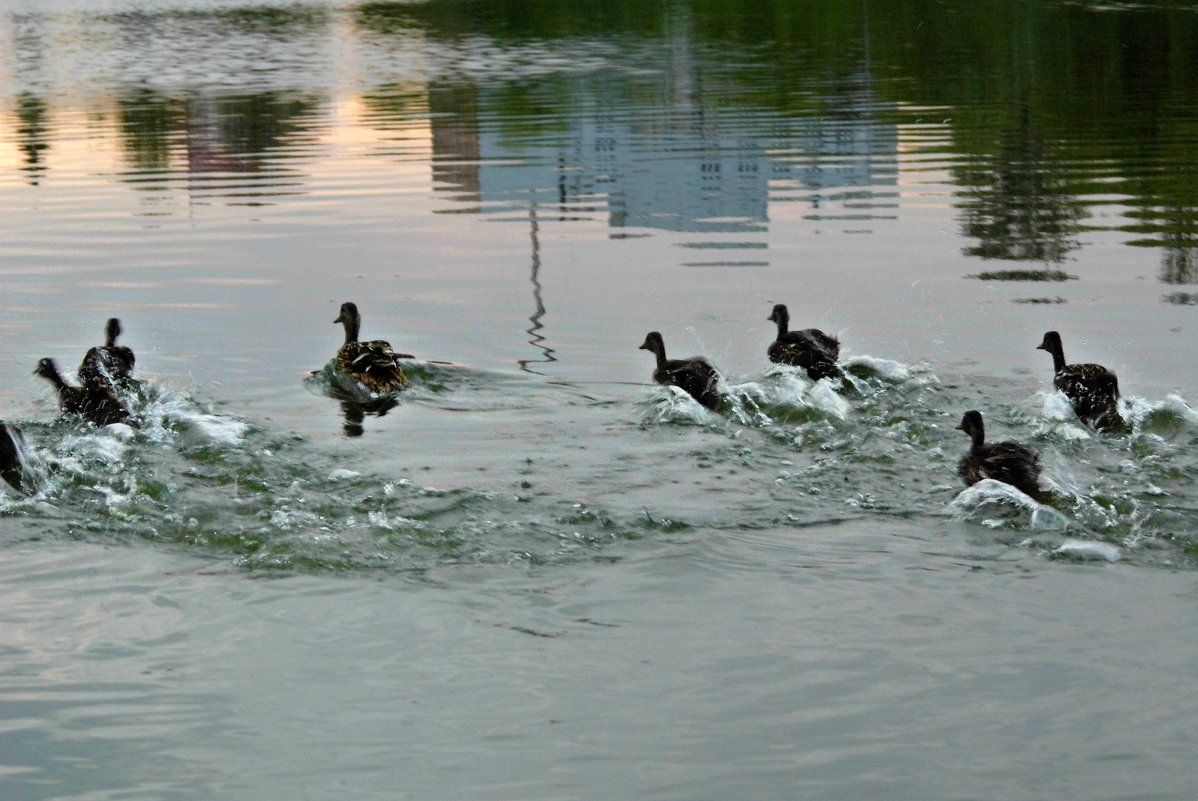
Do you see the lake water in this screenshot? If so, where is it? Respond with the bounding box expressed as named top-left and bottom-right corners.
top-left (2, 1), bottom-right (1198, 798)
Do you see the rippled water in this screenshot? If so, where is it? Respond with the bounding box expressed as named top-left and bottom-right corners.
top-left (3, 1), bottom-right (1198, 799)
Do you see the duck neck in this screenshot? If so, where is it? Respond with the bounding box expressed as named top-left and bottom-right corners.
top-left (1049, 342), bottom-right (1066, 373)
top-left (644, 340), bottom-right (669, 370)
top-left (342, 317), bottom-right (360, 345)
top-left (773, 316), bottom-right (788, 339)
top-left (43, 369), bottom-right (68, 391)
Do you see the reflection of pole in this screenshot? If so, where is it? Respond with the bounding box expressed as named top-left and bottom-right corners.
top-left (519, 199), bottom-right (556, 373)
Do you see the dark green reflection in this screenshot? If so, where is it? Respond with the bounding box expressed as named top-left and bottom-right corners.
top-left (14, 92), bottom-right (49, 185)
top-left (7, 0), bottom-right (1198, 279)
top-left (115, 89), bottom-right (321, 183)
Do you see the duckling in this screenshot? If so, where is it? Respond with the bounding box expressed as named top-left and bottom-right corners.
top-left (78, 318), bottom-right (136, 389)
top-left (333, 302), bottom-right (411, 394)
top-left (766, 304), bottom-right (842, 380)
top-left (1036, 331), bottom-right (1124, 431)
top-left (34, 357), bottom-right (129, 427)
top-left (639, 331), bottom-right (724, 411)
top-left (955, 410), bottom-right (1042, 500)
top-left (1, 422), bottom-right (28, 492)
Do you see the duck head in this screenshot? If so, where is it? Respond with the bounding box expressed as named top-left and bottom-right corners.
top-left (955, 409), bottom-right (986, 445)
top-left (1036, 331), bottom-right (1063, 354)
top-left (1036, 330), bottom-right (1066, 371)
top-left (105, 318), bottom-right (122, 347)
top-left (335, 302), bottom-right (362, 344)
top-left (33, 357), bottom-right (65, 387)
top-left (767, 304), bottom-right (789, 335)
top-left (639, 331), bottom-right (666, 358)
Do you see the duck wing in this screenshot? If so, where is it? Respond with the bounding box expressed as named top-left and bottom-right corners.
top-left (59, 384), bottom-right (129, 427)
top-left (337, 340), bottom-right (409, 393)
top-left (1055, 364), bottom-right (1120, 426)
top-left (768, 329), bottom-right (842, 380)
top-left (656, 358), bottom-right (722, 410)
top-left (979, 442), bottom-right (1041, 498)
top-left (78, 345), bottom-right (136, 388)
top-left (782, 328), bottom-right (840, 359)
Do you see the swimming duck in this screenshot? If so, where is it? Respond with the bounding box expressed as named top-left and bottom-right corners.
top-left (1036, 331), bottom-right (1124, 431)
top-left (955, 410), bottom-right (1042, 500)
top-left (34, 357), bottom-right (129, 427)
top-left (639, 331), bottom-right (724, 411)
top-left (1, 422), bottom-right (28, 492)
top-left (78, 318), bottom-right (136, 389)
top-left (333, 302), bottom-right (411, 394)
top-left (766, 304), bottom-right (842, 380)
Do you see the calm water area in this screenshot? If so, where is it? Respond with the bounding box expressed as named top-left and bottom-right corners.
top-left (2, 0), bottom-right (1198, 798)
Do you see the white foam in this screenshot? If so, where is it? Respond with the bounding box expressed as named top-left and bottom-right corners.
top-left (735, 365), bottom-right (850, 421)
top-left (641, 385), bottom-right (718, 425)
top-left (328, 469), bottom-right (362, 481)
top-left (61, 424), bottom-right (133, 464)
top-left (1054, 539), bottom-right (1121, 562)
top-left (1123, 391), bottom-right (1198, 432)
top-left (807, 379), bottom-right (851, 420)
top-left (947, 478), bottom-right (1042, 518)
top-left (1034, 390), bottom-right (1093, 439)
top-left (843, 355), bottom-right (910, 382)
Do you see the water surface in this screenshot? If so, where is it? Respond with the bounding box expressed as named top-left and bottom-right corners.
top-left (2, 1), bottom-right (1198, 799)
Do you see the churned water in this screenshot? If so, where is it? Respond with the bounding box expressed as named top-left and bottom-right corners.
top-left (2, 1), bottom-right (1198, 799)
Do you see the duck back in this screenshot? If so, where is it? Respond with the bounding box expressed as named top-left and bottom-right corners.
top-left (336, 339), bottom-right (409, 394)
top-left (1054, 364), bottom-right (1121, 430)
top-left (78, 345), bottom-right (136, 389)
top-left (767, 333), bottom-right (842, 380)
top-left (655, 357), bottom-right (722, 410)
top-left (958, 441), bottom-right (1042, 500)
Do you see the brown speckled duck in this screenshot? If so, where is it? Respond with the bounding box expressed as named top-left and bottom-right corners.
top-left (78, 318), bottom-right (136, 389)
top-left (1, 422), bottom-right (28, 492)
top-left (956, 410), bottom-right (1042, 501)
top-left (766, 304), bottom-right (842, 380)
top-left (34, 357), bottom-right (129, 427)
top-left (1036, 331), bottom-right (1124, 432)
top-left (333, 302), bottom-right (411, 394)
top-left (639, 331), bottom-right (724, 411)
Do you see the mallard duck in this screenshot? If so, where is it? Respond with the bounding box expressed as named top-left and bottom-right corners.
top-left (766, 304), bottom-right (842, 380)
top-left (956, 410), bottom-right (1042, 500)
top-left (78, 318), bottom-right (136, 389)
top-left (34, 357), bottom-right (129, 427)
top-left (1, 422), bottom-right (28, 492)
top-left (639, 331), bottom-right (724, 411)
top-left (333, 302), bottom-right (411, 393)
top-left (1036, 331), bottom-right (1123, 431)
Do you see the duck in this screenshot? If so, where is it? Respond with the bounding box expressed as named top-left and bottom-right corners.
top-left (1036, 331), bottom-right (1124, 431)
top-left (766, 303), bottom-right (842, 380)
top-left (77, 317), bottom-right (136, 389)
top-left (333, 302), bottom-right (411, 394)
top-left (1, 422), bottom-right (28, 492)
top-left (34, 357), bottom-right (129, 427)
top-left (639, 331), bottom-right (724, 411)
top-left (955, 410), bottom-right (1042, 500)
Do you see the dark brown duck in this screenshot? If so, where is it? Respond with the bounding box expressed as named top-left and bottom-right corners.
top-left (955, 410), bottom-right (1042, 501)
top-left (1, 422), bottom-right (28, 493)
top-left (1036, 331), bottom-right (1124, 432)
top-left (639, 331), bottom-right (724, 411)
top-left (333, 302), bottom-right (411, 394)
top-left (766, 304), bottom-right (842, 380)
top-left (34, 357), bottom-right (129, 427)
top-left (78, 318), bottom-right (136, 389)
